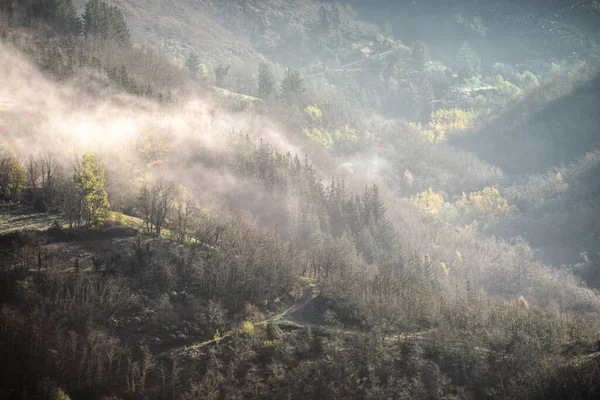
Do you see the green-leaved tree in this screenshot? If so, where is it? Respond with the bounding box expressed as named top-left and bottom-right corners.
top-left (73, 154), bottom-right (111, 226)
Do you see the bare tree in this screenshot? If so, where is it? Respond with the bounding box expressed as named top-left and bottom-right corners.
top-left (39, 152), bottom-right (60, 208)
top-left (26, 156), bottom-right (40, 198)
top-left (172, 185), bottom-right (197, 243)
top-left (138, 178), bottom-right (176, 235)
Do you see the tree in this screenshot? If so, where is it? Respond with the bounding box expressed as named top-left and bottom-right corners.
top-left (83, 0), bottom-right (130, 44)
top-left (429, 108), bottom-right (470, 141)
top-left (138, 178), bottom-right (175, 235)
top-left (135, 126), bottom-right (173, 168)
top-left (37, 153), bottom-right (61, 209)
top-left (0, 147), bottom-right (27, 201)
top-left (304, 104), bottom-right (323, 123)
top-left (257, 62), bottom-right (275, 99)
top-left (106, 4), bottom-right (130, 44)
top-left (414, 77), bottom-right (434, 123)
top-left (411, 40), bottom-right (428, 75)
top-left (330, 4), bottom-right (342, 27)
top-left (73, 154), bottom-right (111, 226)
top-left (214, 65), bottom-right (230, 88)
top-left (38, 0), bottom-right (81, 35)
top-left (458, 186), bottom-right (510, 221)
top-left (412, 188), bottom-right (444, 216)
top-left (186, 51), bottom-right (200, 74)
top-left (318, 5), bottom-right (331, 33)
top-left (280, 69), bottom-right (305, 99)
top-left (82, 0), bottom-right (105, 38)
top-left (457, 41), bottom-right (481, 78)
top-left (172, 185), bottom-right (196, 243)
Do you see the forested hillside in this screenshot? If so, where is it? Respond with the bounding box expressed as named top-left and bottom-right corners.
top-left (1, 1), bottom-right (600, 399)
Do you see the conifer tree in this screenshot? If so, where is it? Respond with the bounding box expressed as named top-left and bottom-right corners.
top-left (83, 0), bottom-right (129, 44)
top-left (318, 5), bottom-right (331, 33)
top-left (82, 0), bottom-right (105, 38)
top-left (39, 0), bottom-right (81, 35)
top-left (257, 62), bottom-right (275, 99)
top-left (411, 40), bottom-right (428, 75)
top-left (214, 65), bottom-right (230, 88)
top-left (330, 4), bottom-right (341, 27)
top-left (281, 69), bottom-right (306, 99)
top-left (457, 41), bottom-right (481, 78)
top-left (106, 4), bottom-right (130, 44)
top-left (415, 77), bottom-right (434, 123)
top-left (186, 51), bottom-right (200, 74)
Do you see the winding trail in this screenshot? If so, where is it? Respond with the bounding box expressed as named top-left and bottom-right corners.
top-left (156, 277), bottom-right (322, 359)
top-left (156, 277), bottom-right (431, 359)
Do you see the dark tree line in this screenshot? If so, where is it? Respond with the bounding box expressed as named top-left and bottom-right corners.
top-left (82, 0), bottom-right (130, 44)
top-left (1, 0), bottom-right (129, 44)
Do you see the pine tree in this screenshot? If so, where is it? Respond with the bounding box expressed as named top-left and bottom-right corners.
top-left (106, 4), bottom-right (130, 44)
top-left (330, 4), bottom-right (341, 27)
top-left (38, 0), bottom-right (81, 35)
top-left (257, 62), bottom-right (275, 99)
top-left (457, 41), bottom-right (481, 78)
top-left (411, 40), bottom-right (428, 75)
top-left (318, 5), bottom-right (331, 33)
top-left (82, 0), bottom-right (105, 38)
top-left (415, 77), bottom-right (434, 123)
top-left (281, 69), bottom-right (306, 99)
top-left (83, 0), bottom-right (129, 44)
top-left (186, 51), bottom-right (200, 74)
top-left (214, 65), bottom-right (230, 88)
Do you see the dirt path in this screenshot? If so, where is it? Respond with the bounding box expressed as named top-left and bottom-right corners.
top-left (156, 277), bottom-right (322, 359)
top-left (265, 277), bottom-right (320, 328)
top-left (155, 277), bottom-right (430, 359)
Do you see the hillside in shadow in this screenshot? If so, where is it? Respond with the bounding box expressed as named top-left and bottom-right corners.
top-left (452, 73), bottom-right (600, 176)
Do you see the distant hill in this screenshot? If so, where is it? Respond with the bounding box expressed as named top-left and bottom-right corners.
top-left (345, 0), bottom-right (600, 69)
top-left (452, 72), bottom-right (600, 176)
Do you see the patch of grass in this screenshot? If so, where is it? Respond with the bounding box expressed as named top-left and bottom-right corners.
top-left (0, 204), bottom-right (66, 234)
top-left (110, 212), bottom-right (144, 229)
top-left (110, 212), bottom-right (175, 239)
top-left (211, 86), bottom-right (262, 103)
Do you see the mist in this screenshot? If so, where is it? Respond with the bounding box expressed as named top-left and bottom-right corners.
top-left (1, 1), bottom-right (600, 399)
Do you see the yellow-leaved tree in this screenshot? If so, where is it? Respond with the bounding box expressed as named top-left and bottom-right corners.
top-left (411, 188), bottom-right (444, 216)
top-left (458, 186), bottom-right (510, 223)
top-left (135, 125), bottom-right (173, 168)
top-left (429, 108), bottom-right (471, 141)
top-left (304, 104), bottom-right (323, 123)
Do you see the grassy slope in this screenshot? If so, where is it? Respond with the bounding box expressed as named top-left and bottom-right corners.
top-left (0, 204), bottom-right (65, 234)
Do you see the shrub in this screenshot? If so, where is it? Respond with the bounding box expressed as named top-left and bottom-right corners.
top-left (304, 128), bottom-right (333, 148)
top-left (261, 340), bottom-right (280, 360)
top-left (213, 329), bottom-right (222, 344)
top-left (266, 323), bottom-right (282, 340)
top-left (241, 320), bottom-right (255, 337)
top-left (37, 378), bottom-right (71, 400)
top-left (304, 105), bottom-right (323, 122)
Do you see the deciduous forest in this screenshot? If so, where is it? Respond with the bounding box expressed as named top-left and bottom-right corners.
top-left (0, 0), bottom-right (599, 399)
